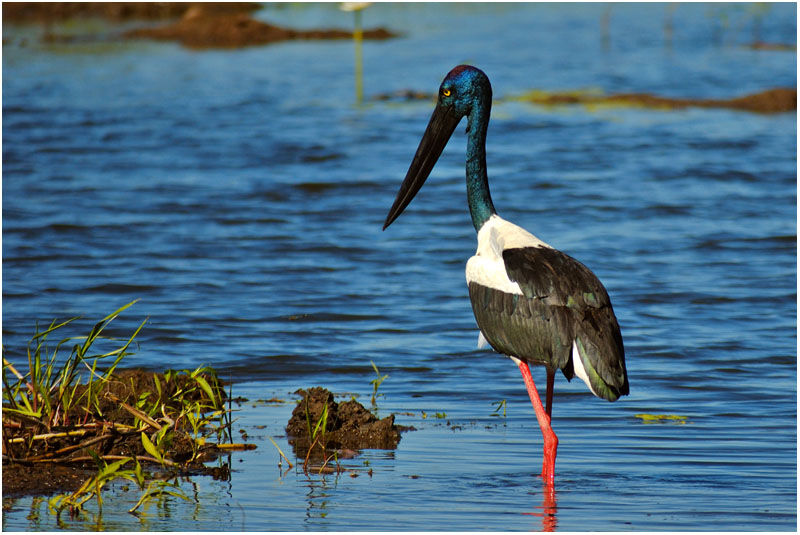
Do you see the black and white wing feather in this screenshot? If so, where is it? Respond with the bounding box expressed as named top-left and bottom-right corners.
top-left (503, 246), bottom-right (628, 401)
top-left (465, 215), bottom-right (628, 401)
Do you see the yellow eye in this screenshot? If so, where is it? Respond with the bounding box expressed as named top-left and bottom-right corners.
top-left (442, 88), bottom-right (451, 97)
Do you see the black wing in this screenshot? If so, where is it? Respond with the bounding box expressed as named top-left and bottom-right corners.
top-left (469, 246), bottom-right (627, 401)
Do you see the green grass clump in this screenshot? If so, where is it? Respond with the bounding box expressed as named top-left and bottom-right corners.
top-left (2, 301), bottom-right (245, 522)
top-left (3, 300), bottom-right (144, 429)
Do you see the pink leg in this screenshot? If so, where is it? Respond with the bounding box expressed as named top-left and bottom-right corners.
top-left (517, 360), bottom-right (558, 483)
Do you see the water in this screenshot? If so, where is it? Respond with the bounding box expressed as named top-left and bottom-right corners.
top-left (2, 3), bottom-right (796, 531)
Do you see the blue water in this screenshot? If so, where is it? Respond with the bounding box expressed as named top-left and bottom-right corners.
top-left (2, 3), bottom-right (797, 531)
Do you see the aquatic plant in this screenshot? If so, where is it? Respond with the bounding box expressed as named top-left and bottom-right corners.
top-left (2, 301), bottom-right (248, 521)
top-left (47, 456), bottom-right (188, 518)
top-left (2, 300), bottom-right (144, 429)
top-left (267, 435), bottom-right (293, 470)
top-left (303, 401), bottom-right (329, 471)
top-left (369, 360), bottom-right (388, 407)
top-left (491, 399), bottom-right (507, 418)
top-left (634, 413), bottom-right (689, 425)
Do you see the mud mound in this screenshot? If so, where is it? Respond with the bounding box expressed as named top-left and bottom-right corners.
top-left (2, 2), bottom-right (259, 23)
top-left (286, 387), bottom-right (409, 458)
top-left (522, 87), bottom-right (796, 114)
top-left (723, 88), bottom-right (797, 113)
top-left (60, 368), bottom-right (225, 427)
top-left (126, 6), bottom-right (397, 49)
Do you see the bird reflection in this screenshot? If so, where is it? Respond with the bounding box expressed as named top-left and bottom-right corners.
top-left (524, 481), bottom-right (558, 531)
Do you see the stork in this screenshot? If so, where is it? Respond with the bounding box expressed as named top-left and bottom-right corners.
top-left (382, 65), bottom-right (629, 483)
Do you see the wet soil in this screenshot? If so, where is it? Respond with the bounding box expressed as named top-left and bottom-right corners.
top-left (125, 6), bottom-right (397, 49)
top-left (2, 369), bottom-right (234, 499)
top-left (2, 463), bottom-right (90, 499)
top-left (286, 387), bottom-right (413, 460)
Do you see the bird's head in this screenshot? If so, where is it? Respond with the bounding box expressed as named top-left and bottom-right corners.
top-left (437, 64), bottom-right (492, 120)
top-left (383, 65), bottom-right (492, 230)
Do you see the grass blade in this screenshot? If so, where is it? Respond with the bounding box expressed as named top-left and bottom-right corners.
top-left (140, 432), bottom-right (163, 462)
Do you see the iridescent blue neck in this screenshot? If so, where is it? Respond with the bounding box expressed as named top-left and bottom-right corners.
top-left (465, 99), bottom-right (496, 232)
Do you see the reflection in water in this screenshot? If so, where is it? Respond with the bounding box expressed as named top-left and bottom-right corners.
top-left (303, 474), bottom-right (336, 524)
top-left (524, 481), bottom-right (558, 532)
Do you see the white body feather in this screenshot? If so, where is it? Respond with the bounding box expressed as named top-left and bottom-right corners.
top-left (465, 214), bottom-right (551, 294)
top-left (466, 214), bottom-right (597, 395)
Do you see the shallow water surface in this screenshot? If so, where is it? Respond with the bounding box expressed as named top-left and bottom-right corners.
top-left (2, 3), bottom-right (797, 531)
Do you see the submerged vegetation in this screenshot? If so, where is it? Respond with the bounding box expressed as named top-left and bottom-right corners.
top-left (1, 301), bottom-right (252, 521)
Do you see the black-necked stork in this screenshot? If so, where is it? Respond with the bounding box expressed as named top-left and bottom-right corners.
top-left (383, 65), bottom-right (629, 483)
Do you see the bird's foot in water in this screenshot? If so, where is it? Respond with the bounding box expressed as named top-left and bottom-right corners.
top-left (541, 427), bottom-right (558, 483)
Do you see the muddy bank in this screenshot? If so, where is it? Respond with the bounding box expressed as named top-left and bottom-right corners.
top-left (4, 3), bottom-right (397, 49)
top-left (2, 368), bottom-right (239, 498)
top-left (125, 6), bottom-right (397, 49)
top-left (373, 87), bottom-right (796, 114)
top-left (286, 387), bottom-right (412, 460)
top-left (2, 2), bottom-right (259, 23)
top-left (518, 87), bottom-right (797, 114)
top-left (749, 41), bottom-right (796, 51)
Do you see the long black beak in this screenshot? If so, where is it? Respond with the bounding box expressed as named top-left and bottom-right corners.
top-left (383, 105), bottom-right (462, 230)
